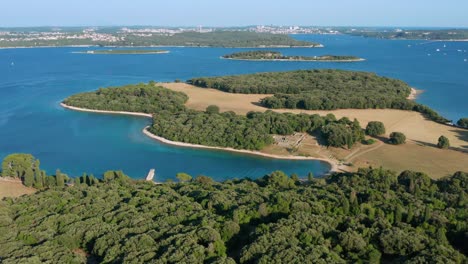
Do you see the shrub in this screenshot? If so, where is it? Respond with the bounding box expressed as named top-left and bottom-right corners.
top-left (389, 132), bottom-right (406, 145)
top-left (362, 138), bottom-right (376, 145)
top-left (365, 121), bottom-right (386, 136)
top-left (206, 105), bottom-right (220, 114)
top-left (437, 136), bottom-right (450, 149)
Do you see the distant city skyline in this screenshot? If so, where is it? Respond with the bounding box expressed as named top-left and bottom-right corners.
top-left (1, 0), bottom-right (468, 28)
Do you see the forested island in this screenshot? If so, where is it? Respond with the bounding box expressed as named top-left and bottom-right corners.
top-left (0, 31), bottom-right (320, 48)
top-left (189, 70), bottom-right (449, 123)
top-left (77, 49), bottom-right (169, 54)
top-left (0, 153), bottom-right (467, 263)
top-left (223, 50), bottom-right (364, 62)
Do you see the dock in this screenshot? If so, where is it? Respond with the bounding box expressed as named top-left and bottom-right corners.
top-left (146, 169), bottom-right (155, 181)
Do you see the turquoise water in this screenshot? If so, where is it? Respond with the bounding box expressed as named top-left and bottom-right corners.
top-left (1, 35), bottom-right (467, 180)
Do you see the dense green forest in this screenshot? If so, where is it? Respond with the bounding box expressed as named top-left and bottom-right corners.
top-left (149, 108), bottom-right (364, 150)
top-left (64, 83), bottom-right (366, 149)
top-left (223, 50), bottom-right (362, 61)
top-left (63, 82), bottom-right (188, 114)
top-left (1, 153), bottom-right (466, 263)
top-left (0, 31), bottom-right (319, 48)
top-left (189, 70), bottom-right (449, 123)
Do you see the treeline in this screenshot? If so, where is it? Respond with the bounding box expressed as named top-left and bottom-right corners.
top-left (223, 50), bottom-right (361, 61)
top-left (63, 82), bottom-right (188, 114)
top-left (0, 156), bottom-right (466, 263)
top-left (189, 69), bottom-right (410, 95)
top-left (189, 70), bottom-right (449, 123)
top-left (150, 107), bottom-right (365, 150)
top-left (1, 154), bottom-right (69, 188)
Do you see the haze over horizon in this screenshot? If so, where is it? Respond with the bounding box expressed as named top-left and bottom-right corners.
top-left (2, 0), bottom-right (468, 28)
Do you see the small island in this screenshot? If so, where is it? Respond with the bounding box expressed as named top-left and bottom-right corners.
top-left (77, 49), bottom-right (170, 55)
top-left (222, 51), bottom-right (364, 62)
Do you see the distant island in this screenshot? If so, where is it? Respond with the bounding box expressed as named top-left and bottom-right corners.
top-left (76, 49), bottom-right (169, 55)
top-left (0, 30), bottom-right (321, 48)
top-left (222, 50), bottom-right (364, 62)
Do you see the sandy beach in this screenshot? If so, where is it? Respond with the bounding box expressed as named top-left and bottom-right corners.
top-left (60, 103), bottom-right (152, 118)
top-left (142, 127), bottom-right (337, 172)
top-left (407, 88), bottom-right (422, 100)
top-left (60, 102), bottom-right (338, 172)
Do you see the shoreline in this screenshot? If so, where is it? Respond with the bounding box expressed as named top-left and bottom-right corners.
top-left (142, 127), bottom-right (337, 172)
top-left (71, 50), bottom-right (170, 55)
top-left (222, 57), bottom-right (365, 62)
top-left (60, 103), bottom-right (153, 118)
top-left (407, 88), bottom-right (423, 100)
top-left (60, 102), bottom-right (338, 173)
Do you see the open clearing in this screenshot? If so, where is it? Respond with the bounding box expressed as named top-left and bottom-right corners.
top-left (161, 82), bottom-right (468, 178)
top-left (0, 179), bottom-right (36, 199)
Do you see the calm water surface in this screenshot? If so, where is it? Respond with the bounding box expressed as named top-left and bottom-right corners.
top-left (1, 35), bottom-right (467, 180)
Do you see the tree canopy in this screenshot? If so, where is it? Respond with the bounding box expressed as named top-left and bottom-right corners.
top-left (63, 83), bottom-right (188, 114)
top-left (365, 121), bottom-right (386, 136)
top-left (189, 70), bottom-right (448, 123)
top-left (0, 157), bottom-right (466, 263)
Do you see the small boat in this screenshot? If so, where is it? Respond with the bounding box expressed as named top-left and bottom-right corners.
top-left (10, 62), bottom-right (14, 66)
top-left (427, 53), bottom-right (431, 56)
top-left (436, 49), bottom-right (440, 52)
top-left (443, 44), bottom-right (447, 48)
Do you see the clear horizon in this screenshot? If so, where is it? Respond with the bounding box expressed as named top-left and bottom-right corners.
top-left (1, 0), bottom-right (467, 28)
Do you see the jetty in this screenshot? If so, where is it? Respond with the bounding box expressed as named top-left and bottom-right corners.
top-left (146, 169), bottom-right (155, 182)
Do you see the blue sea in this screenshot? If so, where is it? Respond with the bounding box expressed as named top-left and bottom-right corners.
top-left (1, 35), bottom-right (467, 180)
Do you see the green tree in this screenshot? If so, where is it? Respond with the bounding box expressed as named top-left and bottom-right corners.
top-left (23, 168), bottom-right (34, 187)
top-left (307, 172), bottom-right (314, 182)
top-left (1, 153), bottom-right (36, 179)
top-left (437, 135), bottom-right (450, 149)
top-left (56, 169), bottom-right (65, 187)
top-left (395, 205), bottom-right (402, 223)
top-left (365, 121), bottom-right (386, 136)
top-left (176, 173), bottom-right (192, 183)
top-left (389, 132), bottom-right (406, 145)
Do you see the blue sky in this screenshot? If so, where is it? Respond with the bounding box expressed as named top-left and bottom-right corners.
top-left (1, 0), bottom-right (467, 27)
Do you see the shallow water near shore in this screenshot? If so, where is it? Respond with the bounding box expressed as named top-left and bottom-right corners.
top-left (1, 35), bottom-right (467, 180)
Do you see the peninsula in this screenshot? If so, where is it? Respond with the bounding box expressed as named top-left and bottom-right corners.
top-left (76, 49), bottom-right (169, 55)
top-left (223, 50), bottom-right (364, 62)
top-left (61, 77), bottom-right (467, 179)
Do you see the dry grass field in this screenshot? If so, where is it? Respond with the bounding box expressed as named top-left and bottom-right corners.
top-left (160, 82), bottom-right (468, 178)
top-left (0, 179), bottom-right (36, 199)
